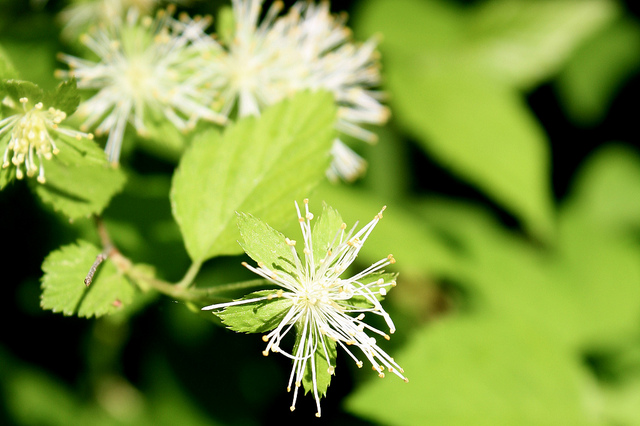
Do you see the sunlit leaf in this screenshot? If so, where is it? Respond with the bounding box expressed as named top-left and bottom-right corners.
top-left (171, 91), bottom-right (336, 262)
top-left (214, 290), bottom-right (293, 333)
top-left (41, 240), bottom-right (135, 318)
top-left (346, 317), bottom-right (591, 425)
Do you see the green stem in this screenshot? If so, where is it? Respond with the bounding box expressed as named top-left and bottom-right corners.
top-left (175, 259), bottom-right (203, 289)
top-left (93, 215), bottom-right (266, 304)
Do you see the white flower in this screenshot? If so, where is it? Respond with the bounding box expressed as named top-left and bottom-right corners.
top-left (203, 199), bottom-right (407, 417)
top-left (57, 7), bottom-right (226, 164)
top-left (1, 97), bottom-right (93, 183)
top-left (210, 0), bottom-right (389, 181)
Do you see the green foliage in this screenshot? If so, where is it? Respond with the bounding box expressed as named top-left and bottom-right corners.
top-left (557, 16), bottom-right (640, 125)
top-left (237, 211), bottom-right (298, 274)
top-left (215, 290), bottom-right (294, 333)
top-left (41, 240), bottom-right (135, 318)
top-left (297, 333), bottom-right (337, 399)
top-left (44, 78), bottom-right (81, 116)
top-left (0, 79), bottom-right (43, 103)
top-left (171, 91), bottom-right (336, 262)
top-left (3, 0), bottom-right (640, 423)
top-left (354, 0), bottom-right (616, 240)
top-left (33, 136), bottom-right (126, 220)
top-left (0, 44), bottom-right (18, 79)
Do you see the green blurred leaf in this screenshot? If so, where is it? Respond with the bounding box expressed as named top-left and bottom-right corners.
top-left (34, 136), bottom-right (127, 220)
top-left (386, 57), bottom-right (554, 239)
top-left (41, 240), bottom-right (135, 318)
top-left (214, 290), bottom-right (293, 333)
top-left (44, 78), bottom-right (81, 116)
top-left (0, 79), bottom-right (43, 103)
top-left (315, 183), bottom-right (458, 278)
top-left (171, 91), bottom-right (336, 262)
top-left (557, 16), bottom-right (640, 125)
top-left (465, 0), bottom-right (617, 89)
top-left (0, 44), bottom-right (18, 79)
top-left (556, 145), bottom-right (640, 344)
top-left (346, 317), bottom-right (592, 425)
top-left (563, 144), bottom-right (640, 233)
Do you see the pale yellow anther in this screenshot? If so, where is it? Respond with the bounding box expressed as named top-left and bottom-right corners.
top-left (276, 289), bottom-right (284, 297)
top-left (356, 361), bottom-right (363, 368)
top-left (384, 334), bottom-right (390, 341)
top-left (262, 350), bottom-right (269, 356)
top-left (290, 406), bottom-right (295, 412)
top-left (262, 335), bottom-right (269, 342)
top-left (378, 372), bottom-right (385, 378)
top-left (379, 288), bottom-right (387, 296)
top-left (315, 413), bottom-right (321, 418)
top-left (19, 98), bottom-right (28, 103)
top-left (388, 254), bottom-right (396, 264)
top-left (285, 237), bottom-right (296, 246)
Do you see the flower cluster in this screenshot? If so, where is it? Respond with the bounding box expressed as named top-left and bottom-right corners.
top-left (57, 6), bottom-right (226, 164)
top-left (58, 0), bottom-right (388, 180)
top-left (210, 0), bottom-right (389, 181)
top-left (0, 96), bottom-right (93, 183)
top-left (203, 200), bottom-right (407, 417)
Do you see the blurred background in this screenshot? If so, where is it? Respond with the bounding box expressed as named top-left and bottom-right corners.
top-left (2, 0), bottom-right (640, 424)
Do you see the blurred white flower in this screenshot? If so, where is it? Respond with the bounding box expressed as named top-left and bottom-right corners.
top-left (203, 200), bottom-right (407, 417)
top-left (1, 97), bottom-right (93, 183)
top-left (58, 7), bottom-right (226, 164)
top-left (211, 0), bottom-right (389, 181)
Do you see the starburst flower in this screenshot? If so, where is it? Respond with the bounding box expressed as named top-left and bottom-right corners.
top-left (57, 7), bottom-right (226, 164)
top-left (0, 96), bottom-right (93, 183)
top-left (210, 0), bottom-right (389, 181)
top-left (203, 199), bottom-right (407, 417)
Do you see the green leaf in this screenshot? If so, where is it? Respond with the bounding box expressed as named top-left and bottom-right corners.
top-left (556, 16), bottom-right (640, 125)
top-left (217, 5), bottom-right (235, 46)
top-left (297, 333), bottom-right (337, 399)
top-left (215, 290), bottom-right (293, 333)
top-left (0, 79), bottom-right (43, 104)
top-left (346, 317), bottom-right (591, 425)
top-left (387, 58), bottom-right (554, 239)
top-left (315, 183), bottom-right (458, 278)
top-left (310, 202), bottom-right (344, 267)
top-left (0, 44), bottom-right (18, 79)
top-left (465, 0), bottom-right (617, 89)
top-left (237, 211), bottom-right (299, 276)
top-left (41, 240), bottom-right (135, 318)
top-left (45, 78), bottom-right (81, 116)
top-left (171, 91), bottom-right (336, 262)
top-left (34, 136), bottom-right (127, 219)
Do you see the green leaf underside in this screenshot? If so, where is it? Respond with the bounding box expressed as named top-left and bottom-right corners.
top-left (294, 330), bottom-right (338, 399)
top-left (171, 90), bottom-right (336, 262)
top-left (33, 135), bottom-right (126, 219)
top-left (216, 290), bottom-right (293, 334)
top-left (237, 212), bottom-right (299, 277)
top-left (41, 240), bottom-right (135, 318)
